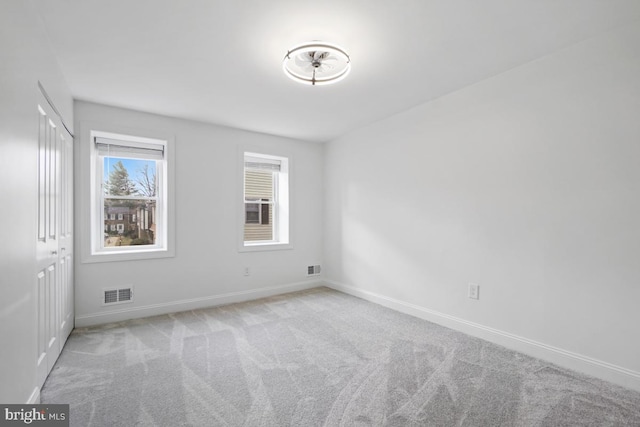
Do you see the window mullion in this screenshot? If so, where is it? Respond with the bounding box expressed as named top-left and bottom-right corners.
top-left (104, 195), bottom-right (156, 201)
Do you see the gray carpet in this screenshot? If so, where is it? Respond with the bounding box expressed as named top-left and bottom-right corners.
top-left (42, 287), bottom-right (640, 426)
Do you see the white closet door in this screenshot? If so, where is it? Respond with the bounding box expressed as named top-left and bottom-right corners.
top-left (35, 90), bottom-right (73, 389)
top-left (58, 116), bottom-right (74, 342)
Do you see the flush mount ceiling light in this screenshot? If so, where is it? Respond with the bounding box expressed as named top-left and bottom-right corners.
top-left (282, 42), bottom-right (351, 86)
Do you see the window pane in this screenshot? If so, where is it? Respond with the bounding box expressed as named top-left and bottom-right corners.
top-left (244, 166), bottom-right (275, 241)
top-left (104, 198), bottom-right (156, 247)
top-left (244, 169), bottom-right (273, 199)
top-left (103, 157), bottom-right (157, 197)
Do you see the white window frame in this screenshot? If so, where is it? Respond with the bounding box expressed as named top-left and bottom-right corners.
top-left (81, 123), bottom-right (175, 263)
top-left (239, 150), bottom-right (292, 252)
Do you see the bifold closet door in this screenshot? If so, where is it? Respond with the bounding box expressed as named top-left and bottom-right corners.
top-left (35, 90), bottom-right (73, 389)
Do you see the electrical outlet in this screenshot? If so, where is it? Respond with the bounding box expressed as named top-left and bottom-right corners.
top-left (468, 283), bottom-right (479, 300)
top-left (244, 267), bottom-right (250, 276)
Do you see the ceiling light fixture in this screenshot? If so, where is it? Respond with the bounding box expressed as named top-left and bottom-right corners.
top-left (282, 42), bottom-right (351, 86)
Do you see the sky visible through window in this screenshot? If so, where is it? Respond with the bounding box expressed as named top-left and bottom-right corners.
top-left (103, 157), bottom-right (156, 195)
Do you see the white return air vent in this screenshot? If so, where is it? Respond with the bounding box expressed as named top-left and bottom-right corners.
top-left (307, 265), bottom-right (321, 276)
top-left (102, 287), bottom-right (134, 305)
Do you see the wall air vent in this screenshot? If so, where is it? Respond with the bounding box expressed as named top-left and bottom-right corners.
top-left (307, 265), bottom-right (321, 276)
top-left (103, 287), bottom-right (134, 305)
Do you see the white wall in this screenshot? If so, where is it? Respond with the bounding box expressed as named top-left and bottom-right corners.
top-left (324, 22), bottom-right (640, 390)
top-left (0, 1), bottom-right (73, 403)
top-left (74, 102), bottom-right (323, 325)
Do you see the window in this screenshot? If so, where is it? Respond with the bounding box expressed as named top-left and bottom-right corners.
top-left (89, 131), bottom-right (172, 259)
top-left (242, 152), bottom-right (289, 249)
top-left (245, 199), bottom-right (270, 225)
top-left (245, 202), bottom-right (260, 224)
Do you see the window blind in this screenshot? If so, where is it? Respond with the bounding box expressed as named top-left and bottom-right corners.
top-left (95, 137), bottom-right (164, 160)
top-left (245, 155), bottom-right (281, 171)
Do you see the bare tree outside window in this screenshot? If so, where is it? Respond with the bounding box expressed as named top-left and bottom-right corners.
top-left (135, 163), bottom-right (157, 197)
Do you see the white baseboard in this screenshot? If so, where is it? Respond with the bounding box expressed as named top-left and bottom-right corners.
top-left (325, 280), bottom-right (640, 393)
top-left (27, 387), bottom-right (40, 404)
top-left (76, 280), bottom-right (322, 328)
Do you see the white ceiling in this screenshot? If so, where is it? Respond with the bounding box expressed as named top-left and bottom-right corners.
top-left (35, 0), bottom-right (640, 143)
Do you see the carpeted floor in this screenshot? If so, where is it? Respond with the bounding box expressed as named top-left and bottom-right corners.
top-left (42, 287), bottom-right (640, 426)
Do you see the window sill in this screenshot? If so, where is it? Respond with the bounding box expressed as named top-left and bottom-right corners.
top-left (238, 242), bottom-right (293, 253)
top-left (83, 247), bottom-right (175, 263)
